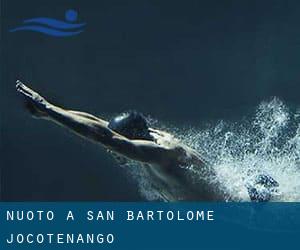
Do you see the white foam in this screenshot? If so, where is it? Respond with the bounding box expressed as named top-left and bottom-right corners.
top-left (125, 98), bottom-right (300, 201)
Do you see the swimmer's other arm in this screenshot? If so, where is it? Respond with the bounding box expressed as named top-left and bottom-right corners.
top-left (16, 81), bottom-right (176, 165)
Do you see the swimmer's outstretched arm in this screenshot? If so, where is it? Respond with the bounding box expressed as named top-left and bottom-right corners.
top-left (16, 81), bottom-right (176, 165)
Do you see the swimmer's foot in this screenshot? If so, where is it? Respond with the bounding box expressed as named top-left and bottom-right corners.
top-left (246, 174), bottom-right (279, 202)
top-left (16, 80), bottom-right (49, 118)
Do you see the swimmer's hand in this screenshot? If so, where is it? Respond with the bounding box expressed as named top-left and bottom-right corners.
top-left (16, 80), bottom-right (49, 118)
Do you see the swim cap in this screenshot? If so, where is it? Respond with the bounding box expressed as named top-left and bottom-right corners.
top-left (108, 111), bottom-right (153, 140)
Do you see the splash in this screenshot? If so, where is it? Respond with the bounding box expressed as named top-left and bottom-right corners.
top-left (124, 98), bottom-right (300, 201)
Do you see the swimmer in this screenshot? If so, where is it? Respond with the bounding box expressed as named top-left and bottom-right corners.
top-left (16, 80), bottom-right (278, 201)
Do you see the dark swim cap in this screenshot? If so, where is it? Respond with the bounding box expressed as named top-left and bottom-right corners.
top-left (108, 111), bottom-right (153, 140)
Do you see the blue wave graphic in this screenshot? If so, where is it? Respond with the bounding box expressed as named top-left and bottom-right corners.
top-left (23, 18), bottom-right (85, 29)
top-left (10, 25), bottom-right (84, 37)
top-left (9, 9), bottom-right (85, 37)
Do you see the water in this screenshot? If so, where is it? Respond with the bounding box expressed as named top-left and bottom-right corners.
top-left (124, 98), bottom-right (300, 201)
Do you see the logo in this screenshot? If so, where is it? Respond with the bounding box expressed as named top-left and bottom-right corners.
top-left (9, 9), bottom-right (85, 37)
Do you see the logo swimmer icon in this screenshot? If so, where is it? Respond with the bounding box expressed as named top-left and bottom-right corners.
top-left (9, 9), bottom-right (86, 37)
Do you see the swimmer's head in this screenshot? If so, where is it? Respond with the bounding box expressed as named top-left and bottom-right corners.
top-left (108, 111), bottom-right (153, 141)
